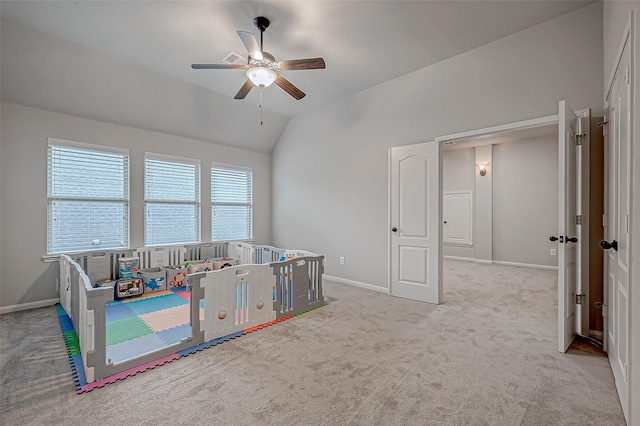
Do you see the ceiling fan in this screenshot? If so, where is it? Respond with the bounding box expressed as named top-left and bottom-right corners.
top-left (192, 16), bottom-right (326, 101)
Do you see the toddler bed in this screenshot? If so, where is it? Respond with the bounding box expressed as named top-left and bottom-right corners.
top-left (58, 241), bottom-right (324, 392)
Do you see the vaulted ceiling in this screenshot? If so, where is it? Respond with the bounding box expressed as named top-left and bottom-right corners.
top-left (0, 1), bottom-right (594, 153)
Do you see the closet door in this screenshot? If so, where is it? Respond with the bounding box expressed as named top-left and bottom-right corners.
top-left (443, 191), bottom-right (473, 246)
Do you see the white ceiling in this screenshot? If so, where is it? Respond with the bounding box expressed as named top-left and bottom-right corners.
top-left (0, 1), bottom-right (593, 152)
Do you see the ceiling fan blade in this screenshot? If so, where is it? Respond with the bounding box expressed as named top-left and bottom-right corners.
top-left (191, 63), bottom-right (245, 70)
top-left (277, 58), bottom-right (326, 71)
top-left (237, 30), bottom-right (263, 61)
top-left (275, 75), bottom-right (306, 100)
top-left (234, 79), bottom-right (254, 100)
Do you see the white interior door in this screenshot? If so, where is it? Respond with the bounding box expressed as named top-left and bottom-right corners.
top-left (557, 100), bottom-right (581, 353)
top-left (443, 191), bottom-right (473, 246)
top-left (389, 142), bottom-right (441, 304)
top-left (603, 37), bottom-right (631, 419)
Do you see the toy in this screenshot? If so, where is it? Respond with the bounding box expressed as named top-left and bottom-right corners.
top-left (115, 278), bottom-right (144, 300)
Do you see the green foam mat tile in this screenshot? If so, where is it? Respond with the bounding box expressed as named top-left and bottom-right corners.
top-left (63, 331), bottom-right (81, 356)
top-left (106, 316), bottom-right (154, 346)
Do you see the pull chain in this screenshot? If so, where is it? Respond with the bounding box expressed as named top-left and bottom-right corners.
top-left (259, 85), bottom-right (264, 125)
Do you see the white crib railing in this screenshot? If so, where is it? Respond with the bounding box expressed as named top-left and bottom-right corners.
top-left (136, 245), bottom-right (185, 269)
top-left (184, 242), bottom-right (228, 261)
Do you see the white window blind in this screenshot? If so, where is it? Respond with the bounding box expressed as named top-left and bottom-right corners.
top-left (47, 140), bottom-right (129, 254)
top-left (211, 165), bottom-right (253, 241)
top-left (145, 154), bottom-right (201, 246)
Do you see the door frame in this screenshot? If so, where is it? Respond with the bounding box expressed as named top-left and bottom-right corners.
top-left (434, 112), bottom-right (589, 347)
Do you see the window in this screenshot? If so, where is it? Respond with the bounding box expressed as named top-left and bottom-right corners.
top-left (47, 139), bottom-right (129, 254)
top-left (145, 154), bottom-right (200, 245)
top-left (211, 165), bottom-right (252, 241)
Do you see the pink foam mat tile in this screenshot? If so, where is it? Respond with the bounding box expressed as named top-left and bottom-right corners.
top-left (139, 304), bottom-right (191, 332)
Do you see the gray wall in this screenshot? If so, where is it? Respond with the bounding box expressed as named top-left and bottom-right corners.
top-left (272, 3), bottom-right (603, 289)
top-left (0, 102), bottom-right (272, 309)
top-left (492, 136), bottom-right (558, 266)
top-left (442, 136), bottom-right (558, 268)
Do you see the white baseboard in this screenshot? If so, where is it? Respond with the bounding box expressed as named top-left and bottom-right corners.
top-left (492, 260), bottom-right (558, 271)
top-left (0, 298), bottom-right (60, 315)
top-left (443, 256), bottom-right (492, 264)
top-left (444, 256), bottom-right (558, 271)
top-left (323, 275), bottom-right (388, 294)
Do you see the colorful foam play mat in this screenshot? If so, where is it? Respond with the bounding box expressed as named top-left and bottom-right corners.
top-left (57, 289), bottom-right (325, 393)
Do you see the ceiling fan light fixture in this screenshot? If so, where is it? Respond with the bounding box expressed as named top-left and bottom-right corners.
top-left (246, 67), bottom-right (277, 87)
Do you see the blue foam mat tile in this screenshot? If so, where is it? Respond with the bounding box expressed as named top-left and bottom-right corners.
top-left (156, 324), bottom-right (192, 346)
top-left (126, 293), bottom-right (189, 316)
top-left (58, 315), bottom-right (75, 333)
top-left (106, 333), bottom-right (168, 364)
top-left (70, 354), bottom-right (87, 386)
top-left (177, 331), bottom-right (245, 357)
top-left (105, 302), bottom-right (137, 322)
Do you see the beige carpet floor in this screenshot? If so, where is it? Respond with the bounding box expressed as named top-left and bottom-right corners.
top-left (0, 259), bottom-right (626, 425)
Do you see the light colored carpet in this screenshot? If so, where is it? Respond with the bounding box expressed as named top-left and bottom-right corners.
top-left (0, 260), bottom-right (626, 425)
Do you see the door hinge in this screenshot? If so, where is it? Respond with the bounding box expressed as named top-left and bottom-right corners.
top-left (575, 294), bottom-right (585, 305)
top-left (575, 134), bottom-right (585, 146)
top-left (575, 215), bottom-right (582, 225)
top-left (602, 304), bottom-right (607, 318)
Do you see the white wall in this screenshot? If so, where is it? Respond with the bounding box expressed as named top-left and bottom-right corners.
top-left (272, 3), bottom-right (603, 289)
top-left (603, 2), bottom-right (640, 425)
top-left (0, 102), bottom-right (272, 309)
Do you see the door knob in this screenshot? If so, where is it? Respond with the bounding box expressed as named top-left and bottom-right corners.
top-left (391, 227), bottom-right (398, 232)
top-left (549, 236), bottom-right (558, 242)
top-left (600, 240), bottom-right (618, 251)
top-left (565, 236), bottom-right (578, 243)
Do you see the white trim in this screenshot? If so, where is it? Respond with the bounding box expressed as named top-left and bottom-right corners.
top-left (443, 255), bottom-right (492, 264)
top-left (211, 161), bottom-right (253, 173)
top-left (0, 298), bottom-right (60, 315)
top-left (48, 137), bottom-right (129, 155)
top-left (435, 115), bottom-right (558, 144)
top-left (493, 260), bottom-right (558, 271)
top-left (144, 151), bottom-right (201, 165)
top-left (324, 275), bottom-right (388, 294)
top-left (443, 256), bottom-right (557, 271)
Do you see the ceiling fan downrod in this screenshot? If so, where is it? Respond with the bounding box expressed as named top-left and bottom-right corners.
top-left (253, 16), bottom-right (270, 53)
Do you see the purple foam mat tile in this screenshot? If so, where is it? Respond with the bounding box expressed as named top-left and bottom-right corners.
top-left (106, 333), bottom-right (167, 364)
top-left (105, 302), bottom-right (138, 322)
top-left (156, 324), bottom-right (192, 346)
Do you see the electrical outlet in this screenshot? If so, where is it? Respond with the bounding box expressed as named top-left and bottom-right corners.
top-left (340, 256), bottom-right (345, 265)
top-left (550, 249), bottom-right (557, 256)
